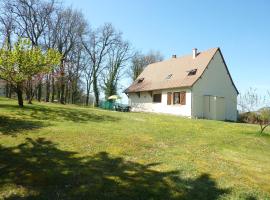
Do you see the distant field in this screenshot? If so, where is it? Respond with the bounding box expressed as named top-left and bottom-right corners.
top-left (0, 97), bottom-right (269, 200)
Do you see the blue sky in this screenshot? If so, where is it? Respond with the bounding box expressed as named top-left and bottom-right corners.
top-left (65, 0), bottom-right (270, 99)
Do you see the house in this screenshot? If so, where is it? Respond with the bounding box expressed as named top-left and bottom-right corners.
top-left (124, 48), bottom-right (238, 121)
top-left (0, 79), bottom-right (6, 96)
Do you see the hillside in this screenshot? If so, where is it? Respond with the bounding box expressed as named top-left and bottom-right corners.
top-left (0, 97), bottom-right (269, 199)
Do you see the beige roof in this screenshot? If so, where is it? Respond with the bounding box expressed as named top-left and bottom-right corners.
top-left (125, 47), bottom-right (238, 94)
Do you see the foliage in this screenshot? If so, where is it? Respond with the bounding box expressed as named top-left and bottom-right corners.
top-left (0, 38), bottom-right (61, 106)
top-left (0, 39), bottom-right (61, 84)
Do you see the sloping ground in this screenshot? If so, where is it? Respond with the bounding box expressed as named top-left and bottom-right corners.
top-left (0, 97), bottom-right (269, 200)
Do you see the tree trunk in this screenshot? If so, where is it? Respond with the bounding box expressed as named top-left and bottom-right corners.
top-left (26, 79), bottom-right (33, 104)
top-left (5, 83), bottom-right (9, 98)
top-left (85, 82), bottom-right (91, 106)
top-left (60, 80), bottom-right (65, 104)
top-left (5, 83), bottom-right (12, 98)
top-left (46, 74), bottom-right (50, 102)
top-left (86, 93), bottom-right (89, 106)
top-left (16, 84), bottom-right (24, 107)
top-left (72, 78), bottom-right (78, 104)
top-left (260, 123), bottom-right (270, 134)
top-left (51, 75), bottom-right (55, 102)
top-left (64, 82), bottom-right (69, 104)
top-left (93, 73), bottom-right (99, 107)
top-left (37, 81), bottom-right (42, 102)
top-left (57, 85), bottom-right (61, 102)
top-left (60, 60), bottom-right (65, 104)
top-left (8, 84), bottom-right (12, 98)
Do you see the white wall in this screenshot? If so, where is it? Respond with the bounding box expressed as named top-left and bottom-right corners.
top-left (192, 51), bottom-right (238, 121)
top-left (128, 88), bottom-right (192, 117)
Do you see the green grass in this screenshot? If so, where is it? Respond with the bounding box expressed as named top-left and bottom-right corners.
top-left (0, 97), bottom-right (270, 200)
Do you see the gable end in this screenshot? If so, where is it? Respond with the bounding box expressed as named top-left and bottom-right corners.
top-left (191, 48), bottom-right (239, 94)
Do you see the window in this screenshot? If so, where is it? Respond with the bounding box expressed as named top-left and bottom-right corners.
top-left (173, 92), bottom-right (180, 104)
top-left (187, 69), bottom-right (197, 76)
top-left (180, 92), bottom-right (186, 105)
top-left (137, 78), bottom-right (144, 83)
top-left (153, 93), bottom-right (162, 103)
top-left (166, 74), bottom-right (173, 79)
top-left (167, 92), bottom-right (172, 105)
top-left (173, 92), bottom-right (186, 105)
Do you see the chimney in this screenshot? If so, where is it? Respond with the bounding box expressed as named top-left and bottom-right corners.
top-left (172, 54), bottom-right (177, 58)
top-left (192, 48), bottom-right (198, 59)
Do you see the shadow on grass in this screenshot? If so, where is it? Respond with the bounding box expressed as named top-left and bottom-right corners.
top-left (0, 116), bottom-right (46, 135)
top-left (0, 138), bottom-right (230, 200)
top-left (0, 103), bottom-right (119, 123)
top-left (245, 196), bottom-right (258, 200)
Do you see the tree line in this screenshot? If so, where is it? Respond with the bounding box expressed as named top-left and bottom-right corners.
top-left (0, 0), bottom-right (163, 107)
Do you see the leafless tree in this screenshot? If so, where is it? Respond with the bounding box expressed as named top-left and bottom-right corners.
top-left (129, 51), bottom-right (163, 81)
top-left (49, 7), bottom-right (87, 104)
top-left (82, 23), bottom-right (120, 106)
top-left (238, 88), bottom-right (262, 113)
top-left (63, 44), bottom-right (86, 104)
top-left (0, 1), bottom-right (16, 97)
top-left (82, 54), bottom-right (94, 106)
top-left (102, 38), bottom-right (132, 99)
top-left (0, 2), bottom-right (15, 49)
top-left (8, 0), bottom-right (55, 46)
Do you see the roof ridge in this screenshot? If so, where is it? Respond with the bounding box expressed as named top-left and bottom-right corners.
top-left (173, 47), bottom-right (219, 60)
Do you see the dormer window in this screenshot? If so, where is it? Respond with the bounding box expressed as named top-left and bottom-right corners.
top-left (137, 78), bottom-right (144, 83)
top-left (187, 69), bottom-right (197, 76)
top-left (166, 74), bottom-right (173, 79)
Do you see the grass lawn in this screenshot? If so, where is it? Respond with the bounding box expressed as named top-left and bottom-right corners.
top-left (0, 97), bottom-right (270, 200)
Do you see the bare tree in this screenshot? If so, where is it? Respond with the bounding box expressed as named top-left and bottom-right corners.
top-left (49, 7), bottom-right (87, 104)
top-left (63, 44), bottom-right (86, 104)
top-left (102, 39), bottom-right (132, 99)
top-left (238, 87), bottom-right (261, 113)
top-left (0, 2), bottom-right (15, 49)
top-left (0, 1), bottom-right (16, 97)
top-left (82, 54), bottom-right (94, 106)
top-left (238, 88), bottom-right (270, 134)
top-left (8, 0), bottom-right (55, 46)
top-left (82, 23), bottom-right (119, 106)
top-left (129, 51), bottom-right (163, 81)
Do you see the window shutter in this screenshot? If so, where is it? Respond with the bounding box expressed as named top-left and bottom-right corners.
top-left (180, 92), bottom-right (186, 105)
top-left (167, 92), bottom-right (172, 105)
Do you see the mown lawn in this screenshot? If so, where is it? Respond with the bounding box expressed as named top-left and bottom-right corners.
top-left (0, 97), bottom-right (269, 200)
